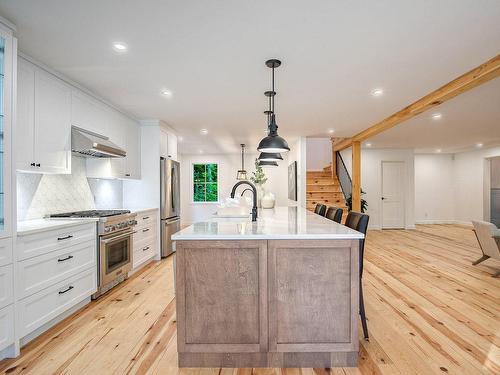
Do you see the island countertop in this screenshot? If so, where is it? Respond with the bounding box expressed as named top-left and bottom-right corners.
top-left (172, 206), bottom-right (363, 241)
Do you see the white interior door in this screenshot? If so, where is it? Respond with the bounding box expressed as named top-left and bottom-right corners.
top-left (381, 161), bottom-right (405, 229)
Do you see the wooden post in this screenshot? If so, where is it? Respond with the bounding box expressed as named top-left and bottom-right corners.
top-left (331, 139), bottom-right (337, 178)
top-left (351, 141), bottom-right (361, 212)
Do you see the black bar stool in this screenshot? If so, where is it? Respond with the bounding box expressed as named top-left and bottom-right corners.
top-left (325, 206), bottom-right (343, 224)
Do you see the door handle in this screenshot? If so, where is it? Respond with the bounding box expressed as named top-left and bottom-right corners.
top-left (58, 285), bottom-right (74, 295)
top-left (381, 197), bottom-right (386, 200)
top-left (143, 246), bottom-right (150, 251)
top-left (57, 235), bottom-right (73, 241)
top-left (57, 255), bottom-right (74, 262)
top-left (142, 228), bottom-right (150, 233)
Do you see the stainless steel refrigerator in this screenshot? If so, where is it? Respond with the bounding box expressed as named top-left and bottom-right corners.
top-left (160, 157), bottom-right (181, 257)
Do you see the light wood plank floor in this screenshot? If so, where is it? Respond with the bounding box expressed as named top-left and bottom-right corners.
top-left (1, 224), bottom-right (499, 374)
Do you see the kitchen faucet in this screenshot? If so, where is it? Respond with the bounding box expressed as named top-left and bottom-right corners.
top-left (230, 181), bottom-right (258, 221)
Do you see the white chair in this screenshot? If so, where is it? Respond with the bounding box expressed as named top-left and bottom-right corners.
top-left (472, 220), bottom-right (500, 277)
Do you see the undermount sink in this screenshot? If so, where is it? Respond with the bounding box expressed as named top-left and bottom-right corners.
top-left (214, 206), bottom-right (252, 218)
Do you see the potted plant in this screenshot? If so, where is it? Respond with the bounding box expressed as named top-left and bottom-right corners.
top-left (346, 190), bottom-right (368, 213)
top-left (250, 159), bottom-right (267, 207)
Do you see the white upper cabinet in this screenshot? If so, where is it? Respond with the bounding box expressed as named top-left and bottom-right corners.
top-left (33, 69), bottom-right (72, 173)
top-left (160, 129), bottom-right (178, 161)
top-left (124, 118), bottom-right (141, 179)
top-left (71, 91), bottom-right (108, 136)
top-left (16, 58), bottom-right (71, 174)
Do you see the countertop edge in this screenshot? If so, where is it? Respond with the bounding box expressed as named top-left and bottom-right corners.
top-left (17, 218), bottom-right (99, 236)
top-left (172, 234), bottom-right (364, 241)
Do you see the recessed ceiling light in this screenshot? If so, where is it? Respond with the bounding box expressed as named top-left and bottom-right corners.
top-left (431, 113), bottom-right (442, 120)
top-left (371, 88), bottom-right (384, 97)
top-left (436, 148), bottom-right (442, 153)
top-left (112, 42), bottom-right (128, 52)
top-left (365, 143), bottom-right (372, 147)
top-left (199, 150), bottom-right (204, 154)
top-left (328, 129), bottom-right (335, 134)
top-left (475, 142), bottom-right (483, 148)
top-left (200, 129), bottom-right (208, 135)
top-left (161, 89), bottom-right (172, 97)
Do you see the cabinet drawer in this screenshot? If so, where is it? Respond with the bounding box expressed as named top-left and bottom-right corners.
top-left (133, 237), bottom-right (155, 269)
top-left (17, 240), bottom-right (96, 299)
top-left (133, 225), bottom-right (156, 244)
top-left (135, 211), bottom-right (158, 230)
top-left (0, 265), bottom-right (13, 310)
top-left (0, 238), bottom-right (13, 267)
top-left (17, 223), bottom-right (96, 261)
top-left (0, 305), bottom-right (14, 352)
top-left (18, 268), bottom-right (96, 337)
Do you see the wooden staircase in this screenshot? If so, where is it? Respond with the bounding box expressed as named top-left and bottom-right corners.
top-left (306, 165), bottom-right (348, 221)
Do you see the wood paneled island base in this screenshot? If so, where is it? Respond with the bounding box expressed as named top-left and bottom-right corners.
top-left (175, 237), bottom-right (360, 368)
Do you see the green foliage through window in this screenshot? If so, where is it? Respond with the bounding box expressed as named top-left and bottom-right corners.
top-left (193, 163), bottom-right (218, 202)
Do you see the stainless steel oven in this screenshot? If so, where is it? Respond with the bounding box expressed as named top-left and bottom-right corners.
top-left (99, 229), bottom-right (133, 286)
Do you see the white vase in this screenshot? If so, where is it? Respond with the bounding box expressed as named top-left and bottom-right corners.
top-left (256, 184), bottom-right (264, 208)
top-left (261, 191), bottom-right (276, 209)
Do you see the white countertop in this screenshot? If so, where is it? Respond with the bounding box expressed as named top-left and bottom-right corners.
top-left (17, 218), bottom-right (99, 236)
top-left (172, 206), bottom-right (364, 240)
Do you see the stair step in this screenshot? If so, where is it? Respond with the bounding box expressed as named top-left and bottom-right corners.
top-left (306, 185), bottom-right (342, 193)
top-left (306, 197), bottom-right (347, 206)
top-left (307, 191), bottom-right (344, 199)
top-left (306, 178), bottom-right (340, 185)
top-left (307, 170), bottom-right (331, 176)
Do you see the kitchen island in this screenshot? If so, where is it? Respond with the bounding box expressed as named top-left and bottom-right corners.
top-left (172, 206), bottom-right (364, 368)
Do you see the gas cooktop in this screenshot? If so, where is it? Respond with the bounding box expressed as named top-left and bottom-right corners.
top-left (49, 209), bottom-right (131, 218)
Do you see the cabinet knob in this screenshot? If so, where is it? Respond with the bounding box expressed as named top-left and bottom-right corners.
top-left (125, 173), bottom-right (131, 177)
top-left (30, 162), bottom-right (36, 167)
top-left (36, 163), bottom-right (41, 167)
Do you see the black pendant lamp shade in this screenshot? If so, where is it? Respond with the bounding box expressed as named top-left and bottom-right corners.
top-left (236, 144), bottom-right (248, 180)
top-left (257, 59), bottom-right (290, 153)
top-left (258, 152), bottom-right (283, 162)
top-left (258, 160), bottom-right (279, 167)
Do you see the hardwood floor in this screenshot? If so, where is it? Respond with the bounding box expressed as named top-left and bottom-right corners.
top-left (1, 224), bottom-right (499, 374)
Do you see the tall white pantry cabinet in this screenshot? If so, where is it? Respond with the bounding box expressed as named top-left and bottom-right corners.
top-left (0, 18), bottom-right (16, 359)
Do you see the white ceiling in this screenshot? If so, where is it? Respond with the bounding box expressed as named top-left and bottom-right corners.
top-left (0, 0), bottom-right (499, 154)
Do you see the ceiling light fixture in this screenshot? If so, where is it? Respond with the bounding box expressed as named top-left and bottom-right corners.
top-left (257, 59), bottom-right (290, 153)
top-left (236, 144), bottom-right (248, 180)
top-left (178, 136), bottom-right (183, 142)
top-left (258, 152), bottom-right (283, 162)
top-left (365, 143), bottom-right (372, 147)
top-left (371, 88), bottom-right (384, 97)
top-left (258, 160), bottom-right (279, 167)
top-left (431, 113), bottom-right (442, 120)
top-left (112, 42), bottom-right (128, 52)
top-left (476, 142), bottom-right (483, 148)
top-left (200, 129), bottom-right (208, 135)
top-left (328, 129), bottom-right (335, 134)
top-left (161, 89), bottom-right (172, 97)
top-left (436, 148), bottom-right (442, 153)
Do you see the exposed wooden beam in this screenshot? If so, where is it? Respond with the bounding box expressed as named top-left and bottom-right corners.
top-left (351, 141), bottom-right (361, 212)
top-left (335, 54), bottom-right (500, 150)
top-left (332, 137), bottom-right (352, 152)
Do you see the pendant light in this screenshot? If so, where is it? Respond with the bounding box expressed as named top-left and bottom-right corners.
top-left (257, 59), bottom-right (290, 153)
top-left (258, 160), bottom-right (279, 167)
top-left (258, 91), bottom-right (283, 162)
top-left (236, 144), bottom-right (248, 180)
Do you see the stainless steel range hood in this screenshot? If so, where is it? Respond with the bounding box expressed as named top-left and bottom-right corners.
top-left (71, 126), bottom-right (126, 158)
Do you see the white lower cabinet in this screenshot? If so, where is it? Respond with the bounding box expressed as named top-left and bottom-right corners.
top-left (0, 305), bottom-right (14, 352)
top-left (17, 267), bottom-right (96, 337)
top-left (132, 209), bottom-right (159, 269)
top-left (0, 264), bottom-right (13, 309)
top-left (14, 222), bottom-right (98, 347)
top-left (17, 240), bottom-right (96, 299)
top-left (0, 238), bottom-right (13, 268)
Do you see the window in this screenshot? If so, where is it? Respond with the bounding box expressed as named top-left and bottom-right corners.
top-left (193, 163), bottom-right (218, 202)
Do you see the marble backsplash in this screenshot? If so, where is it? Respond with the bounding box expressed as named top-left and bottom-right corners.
top-left (17, 156), bottom-right (123, 221)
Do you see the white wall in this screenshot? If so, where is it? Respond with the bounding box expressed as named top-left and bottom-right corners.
top-left (414, 154), bottom-right (455, 223)
top-left (179, 152), bottom-right (289, 225)
top-left (306, 138), bottom-right (331, 170)
top-left (341, 148), bottom-right (415, 229)
top-left (453, 146), bottom-right (500, 224)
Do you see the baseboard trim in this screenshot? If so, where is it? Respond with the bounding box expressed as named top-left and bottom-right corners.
top-left (415, 220), bottom-right (472, 226)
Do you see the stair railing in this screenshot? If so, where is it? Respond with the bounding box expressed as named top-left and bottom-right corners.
top-left (336, 151), bottom-right (352, 202)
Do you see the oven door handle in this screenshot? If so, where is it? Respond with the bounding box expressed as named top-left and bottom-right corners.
top-left (101, 232), bottom-right (132, 244)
